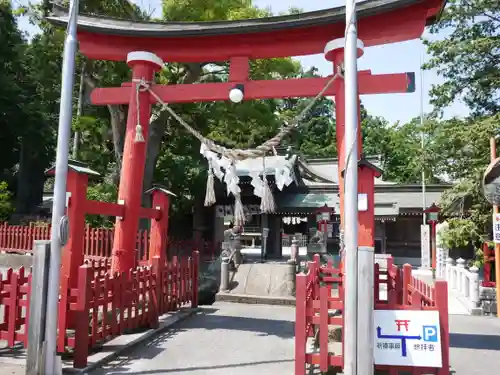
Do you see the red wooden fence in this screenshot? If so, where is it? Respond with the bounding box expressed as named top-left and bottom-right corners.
top-left (0, 267), bottom-right (31, 348)
top-left (0, 222), bottom-right (219, 260)
top-left (295, 255), bottom-right (450, 375)
top-left (0, 252), bottom-right (199, 368)
top-left (295, 255), bottom-right (344, 374)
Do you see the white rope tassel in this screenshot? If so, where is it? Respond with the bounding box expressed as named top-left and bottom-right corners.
top-left (134, 81), bottom-right (145, 143)
top-left (204, 163), bottom-right (216, 207)
top-left (260, 156), bottom-right (276, 213)
top-left (233, 193), bottom-right (246, 227)
top-left (135, 124), bottom-right (145, 143)
top-left (260, 175), bottom-right (276, 213)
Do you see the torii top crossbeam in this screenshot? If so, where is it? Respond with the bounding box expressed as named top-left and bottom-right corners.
top-left (48, 0), bottom-right (445, 62)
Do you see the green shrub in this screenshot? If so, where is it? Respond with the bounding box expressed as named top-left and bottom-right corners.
top-left (0, 181), bottom-right (13, 221)
top-left (85, 182), bottom-right (118, 228)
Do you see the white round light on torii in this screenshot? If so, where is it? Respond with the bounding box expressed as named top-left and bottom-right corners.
top-left (229, 84), bottom-right (244, 103)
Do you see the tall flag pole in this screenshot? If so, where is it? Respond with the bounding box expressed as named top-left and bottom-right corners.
top-left (44, 0), bottom-right (80, 373)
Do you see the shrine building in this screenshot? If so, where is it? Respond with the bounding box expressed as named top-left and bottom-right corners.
top-left (209, 151), bottom-right (449, 266)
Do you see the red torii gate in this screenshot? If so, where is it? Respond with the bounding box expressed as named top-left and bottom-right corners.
top-left (48, 0), bottom-right (446, 275)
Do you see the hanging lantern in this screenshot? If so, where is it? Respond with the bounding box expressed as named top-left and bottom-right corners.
top-left (424, 203), bottom-right (440, 223)
top-left (315, 204), bottom-right (334, 224)
top-left (483, 157), bottom-right (500, 205)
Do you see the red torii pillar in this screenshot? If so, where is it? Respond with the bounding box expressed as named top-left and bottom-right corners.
top-left (111, 52), bottom-right (164, 273)
top-left (325, 38), bottom-right (413, 251)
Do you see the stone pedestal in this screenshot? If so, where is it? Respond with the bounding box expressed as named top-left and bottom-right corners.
top-left (480, 286), bottom-right (498, 315)
top-left (285, 260), bottom-right (297, 295)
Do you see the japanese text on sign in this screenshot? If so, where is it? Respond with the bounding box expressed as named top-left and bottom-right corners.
top-left (374, 310), bottom-right (442, 368)
top-left (493, 214), bottom-right (500, 244)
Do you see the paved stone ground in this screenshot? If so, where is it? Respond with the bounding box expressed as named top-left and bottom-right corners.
top-left (1, 303), bottom-right (499, 375)
top-left (449, 314), bottom-right (500, 375)
top-left (0, 363), bottom-right (26, 375)
top-left (89, 302), bottom-right (295, 375)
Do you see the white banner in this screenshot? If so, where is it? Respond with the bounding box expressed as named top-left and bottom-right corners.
top-left (421, 225), bottom-right (431, 269)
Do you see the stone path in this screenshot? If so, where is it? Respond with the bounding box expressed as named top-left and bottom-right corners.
top-left (89, 302), bottom-right (295, 375)
top-left (449, 314), bottom-right (500, 375)
top-left (0, 302), bottom-right (499, 375)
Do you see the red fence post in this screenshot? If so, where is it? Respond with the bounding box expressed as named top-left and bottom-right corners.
top-left (295, 273), bottom-right (307, 375)
top-left (191, 251), bottom-right (199, 308)
top-left (435, 280), bottom-right (449, 375)
top-left (150, 256), bottom-right (162, 328)
top-left (319, 286), bottom-right (329, 372)
top-left (312, 254), bottom-right (321, 297)
top-left (57, 275), bottom-right (71, 352)
top-left (402, 264), bottom-right (412, 305)
top-left (74, 264), bottom-right (93, 368)
top-left (146, 187), bottom-right (173, 265)
top-left (6, 270), bottom-right (19, 347)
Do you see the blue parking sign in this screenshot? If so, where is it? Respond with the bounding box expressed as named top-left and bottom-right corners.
top-left (422, 325), bottom-right (438, 342)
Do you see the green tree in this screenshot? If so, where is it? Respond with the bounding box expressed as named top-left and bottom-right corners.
top-left (0, 1), bottom-right (52, 215)
top-left (434, 115), bottom-right (500, 261)
top-left (280, 68), bottom-right (337, 158)
top-left (0, 182), bottom-right (13, 221)
top-left (0, 1), bottom-right (25, 183)
top-left (424, 0), bottom-right (500, 115)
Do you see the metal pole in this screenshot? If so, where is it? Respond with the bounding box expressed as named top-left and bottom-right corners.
top-left (420, 49), bottom-right (426, 224)
top-left (489, 138), bottom-right (500, 318)
top-left (44, 1), bottom-right (79, 373)
top-left (357, 246), bottom-right (374, 375)
top-left (26, 241), bottom-right (51, 375)
top-left (72, 64), bottom-right (85, 160)
top-left (343, 0), bottom-right (359, 373)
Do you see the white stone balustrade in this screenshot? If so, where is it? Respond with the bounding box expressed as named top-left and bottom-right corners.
top-left (445, 257), bottom-right (480, 312)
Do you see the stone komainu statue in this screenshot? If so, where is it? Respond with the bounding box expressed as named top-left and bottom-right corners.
top-left (222, 225), bottom-right (243, 267)
top-left (483, 157), bottom-right (500, 205)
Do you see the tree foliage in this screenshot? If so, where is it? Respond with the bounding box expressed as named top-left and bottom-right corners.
top-left (423, 0), bottom-right (500, 258)
top-left (433, 115), bottom-right (500, 260)
top-left (0, 182), bottom-right (13, 221)
top-left (6, 0), bottom-right (496, 252)
top-left (424, 0), bottom-right (500, 115)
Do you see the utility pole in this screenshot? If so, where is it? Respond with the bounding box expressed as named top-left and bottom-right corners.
top-left (44, 0), bottom-right (79, 373)
top-left (72, 64), bottom-right (86, 160)
top-left (343, 0), bottom-right (359, 373)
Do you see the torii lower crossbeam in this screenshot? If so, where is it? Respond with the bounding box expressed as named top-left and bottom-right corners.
top-left (91, 71), bottom-right (415, 105)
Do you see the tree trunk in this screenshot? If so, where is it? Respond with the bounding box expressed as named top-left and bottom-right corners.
top-left (107, 104), bottom-right (126, 184)
top-left (15, 138), bottom-right (47, 216)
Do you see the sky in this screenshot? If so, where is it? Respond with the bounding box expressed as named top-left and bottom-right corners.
top-left (14, 0), bottom-right (469, 125)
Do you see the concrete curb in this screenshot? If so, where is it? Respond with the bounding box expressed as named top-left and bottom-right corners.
top-left (215, 292), bottom-right (296, 306)
top-left (0, 252), bottom-right (33, 269)
top-left (62, 307), bottom-right (200, 375)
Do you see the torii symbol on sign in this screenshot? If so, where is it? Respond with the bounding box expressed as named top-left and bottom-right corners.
top-left (395, 319), bottom-right (410, 332)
